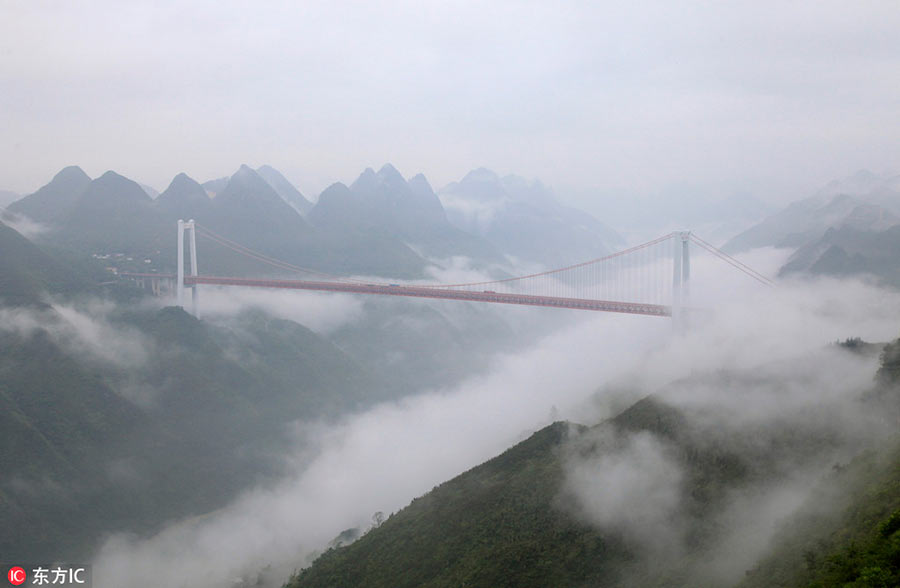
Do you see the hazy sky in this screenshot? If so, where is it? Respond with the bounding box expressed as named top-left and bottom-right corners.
top-left (2, 1), bottom-right (898, 206)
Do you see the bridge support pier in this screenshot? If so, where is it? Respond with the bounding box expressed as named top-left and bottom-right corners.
top-left (672, 231), bottom-right (690, 332)
top-left (176, 219), bottom-right (199, 315)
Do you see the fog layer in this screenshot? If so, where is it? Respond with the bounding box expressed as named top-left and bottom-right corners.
top-left (91, 263), bottom-right (900, 587)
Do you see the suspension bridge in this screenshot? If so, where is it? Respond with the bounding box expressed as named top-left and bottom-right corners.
top-left (123, 220), bottom-right (774, 323)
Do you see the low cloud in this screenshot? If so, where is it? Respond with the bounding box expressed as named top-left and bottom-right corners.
top-left (563, 430), bottom-right (685, 554)
top-left (90, 248), bottom-right (900, 587)
top-left (93, 310), bottom-right (665, 588)
top-left (0, 299), bottom-right (149, 368)
top-left (194, 287), bottom-right (364, 335)
top-left (562, 341), bottom-right (884, 584)
top-left (558, 249), bottom-right (899, 585)
top-left (0, 210), bottom-right (49, 239)
top-left (438, 192), bottom-right (508, 234)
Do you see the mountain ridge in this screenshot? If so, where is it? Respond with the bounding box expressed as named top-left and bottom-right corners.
top-left (7, 166), bottom-right (92, 225)
top-left (439, 168), bottom-right (623, 267)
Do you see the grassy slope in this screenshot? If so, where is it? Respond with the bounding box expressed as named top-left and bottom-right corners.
top-left (285, 395), bottom-right (809, 588)
top-left (287, 349), bottom-right (900, 588)
top-left (287, 422), bottom-right (636, 588)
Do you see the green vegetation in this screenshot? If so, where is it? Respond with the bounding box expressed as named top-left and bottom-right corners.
top-left (0, 219), bottom-right (90, 304)
top-left (739, 343), bottom-right (900, 588)
top-left (287, 343), bottom-right (900, 588)
top-left (0, 209), bottom-right (533, 563)
top-left (286, 422), bottom-right (634, 588)
top-left (0, 305), bottom-right (391, 561)
top-left (739, 439), bottom-right (900, 588)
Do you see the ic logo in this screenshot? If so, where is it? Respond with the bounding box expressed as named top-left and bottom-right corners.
top-left (7, 567), bottom-right (26, 586)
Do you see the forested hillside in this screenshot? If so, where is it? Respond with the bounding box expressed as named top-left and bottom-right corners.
top-left (739, 341), bottom-right (900, 587)
top-left (287, 342), bottom-right (900, 587)
top-left (0, 305), bottom-right (385, 560)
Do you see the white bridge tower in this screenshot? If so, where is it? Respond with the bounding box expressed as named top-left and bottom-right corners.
top-left (176, 219), bottom-right (199, 315)
top-left (672, 230), bottom-right (690, 330)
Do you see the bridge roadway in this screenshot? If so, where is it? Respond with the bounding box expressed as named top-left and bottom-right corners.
top-left (182, 275), bottom-right (672, 317)
top-left (120, 273), bottom-right (671, 316)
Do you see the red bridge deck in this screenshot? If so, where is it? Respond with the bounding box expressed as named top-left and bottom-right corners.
top-left (120, 273), bottom-right (671, 316)
top-left (192, 276), bottom-right (671, 316)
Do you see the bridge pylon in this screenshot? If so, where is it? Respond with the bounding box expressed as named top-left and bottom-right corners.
top-left (672, 230), bottom-right (690, 331)
top-left (176, 219), bottom-right (199, 315)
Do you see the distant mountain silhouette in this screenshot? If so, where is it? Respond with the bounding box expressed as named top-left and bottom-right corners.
top-left (0, 190), bottom-right (20, 209)
top-left (349, 164), bottom-right (448, 231)
top-left (58, 170), bottom-right (165, 254)
top-left (309, 164), bottom-right (501, 263)
top-left (724, 192), bottom-right (900, 254)
top-left (201, 176), bottom-right (229, 197)
top-left (138, 182), bottom-right (159, 199)
top-left (779, 224), bottom-right (900, 286)
top-left (198, 165), bottom-right (318, 271)
top-left (812, 169), bottom-right (900, 208)
top-left (6, 164), bottom-right (419, 278)
top-left (257, 165), bottom-right (313, 215)
top-left (156, 173), bottom-right (211, 220)
top-left (309, 182), bottom-right (366, 229)
top-left (440, 168), bottom-right (622, 267)
top-left (3, 163), bottom-right (653, 279)
top-left (7, 166), bottom-right (92, 225)
top-left (198, 165), bottom-right (425, 277)
top-left (340, 164), bottom-right (448, 232)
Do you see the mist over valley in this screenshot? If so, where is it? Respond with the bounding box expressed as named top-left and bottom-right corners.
top-left (2, 3), bottom-right (900, 587)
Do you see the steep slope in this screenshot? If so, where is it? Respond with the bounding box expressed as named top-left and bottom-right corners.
top-left (309, 164), bottom-right (500, 263)
top-left (779, 225), bottom-right (900, 286)
top-left (348, 164), bottom-right (448, 232)
top-left (257, 164), bottom-right (313, 215)
top-left (289, 347), bottom-right (885, 588)
top-left (308, 182), bottom-right (364, 228)
top-left (0, 305), bottom-right (386, 561)
top-left (738, 343), bottom-right (900, 587)
top-left (723, 170), bottom-right (900, 254)
top-left (287, 422), bottom-right (622, 588)
top-left (723, 193), bottom-right (897, 253)
top-left (201, 176), bottom-right (229, 198)
top-left (195, 164), bottom-right (423, 278)
top-left (0, 190), bottom-right (20, 209)
top-left (198, 164), bottom-right (322, 272)
top-left (402, 172), bottom-right (502, 261)
top-left (0, 325), bottom-right (145, 558)
top-left (138, 182), bottom-right (159, 199)
top-left (738, 437), bottom-right (900, 588)
top-left (7, 168), bottom-right (178, 278)
top-left (811, 169), bottom-right (900, 214)
top-left (307, 181), bottom-right (427, 276)
top-left (439, 168), bottom-right (622, 267)
top-left (7, 166), bottom-right (92, 225)
top-left (56, 170), bottom-right (168, 255)
top-left (6, 165), bottom-right (429, 280)
top-left (155, 172), bottom-right (212, 221)
top-left (0, 220), bottom-right (90, 304)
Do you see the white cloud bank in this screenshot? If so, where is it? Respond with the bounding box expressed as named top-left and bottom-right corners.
top-left (91, 261), bottom-right (900, 587)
